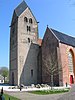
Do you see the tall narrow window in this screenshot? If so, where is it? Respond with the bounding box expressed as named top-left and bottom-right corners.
top-left (24, 17), bottom-right (28, 22)
top-left (12, 72), bottom-right (14, 85)
top-left (68, 51), bottom-right (73, 73)
top-left (31, 69), bottom-right (33, 77)
top-left (29, 26), bottom-right (31, 31)
top-left (27, 26), bottom-right (29, 31)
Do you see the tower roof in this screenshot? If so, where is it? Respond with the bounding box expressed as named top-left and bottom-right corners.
top-left (14, 1), bottom-right (28, 16)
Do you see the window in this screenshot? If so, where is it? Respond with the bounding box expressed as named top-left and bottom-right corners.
top-left (12, 72), bottom-right (14, 85)
top-left (29, 18), bottom-right (33, 24)
top-left (27, 26), bottom-right (31, 32)
top-left (27, 26), bottom-right (29, 31)
top-left (24, 17), bottom-right (28, 22)
top-left (28, 38), bottom-right (30, 43)
top-left (31, 69), bottom-right (33, 77)
top-left (29, 26), bottom-right (31, 31)
top-left (68, 51), bottom-right (73, 73)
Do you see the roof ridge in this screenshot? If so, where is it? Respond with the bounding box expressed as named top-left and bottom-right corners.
top-left (50, 28), bottom-right (75, 47)
top-left (51, 28), bottom-right (75, 39)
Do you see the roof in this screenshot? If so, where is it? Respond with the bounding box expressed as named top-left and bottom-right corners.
top-left (50, 28), bottom-right (75, 47)
top-left (38, 39), bottom-right (42, 46)
top-left (14, 1), bottom-right (28, 16)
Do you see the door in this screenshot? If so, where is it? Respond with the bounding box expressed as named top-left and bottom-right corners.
top-left (70, 75), bottom-right (74, 84)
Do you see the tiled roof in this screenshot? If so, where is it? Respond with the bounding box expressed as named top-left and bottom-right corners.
top-left (50, 28), bottom-right (75, 47)
top-left (15, 1), bottom-right (28, 16)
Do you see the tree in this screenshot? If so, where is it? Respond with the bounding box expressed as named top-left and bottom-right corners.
top-left (43, 51), bottom-right (59, 89)
top-left (2, 70), bottom-right (8, 83)
top-left (43, 46), bottom-right (68, 89)
top-left (0, 67), bottom-right (9, 83)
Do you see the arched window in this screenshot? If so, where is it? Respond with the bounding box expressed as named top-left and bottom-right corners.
top-left (29, 18), bottom-right (33, 24)
top-left (24, 17), bottom-right (28, 22)
top-left (28, 38), bottom-right (30, 43)
top-left (68, 51), bottom-right (74, 73)
top-left (27, 26), bottom-right (31, 32)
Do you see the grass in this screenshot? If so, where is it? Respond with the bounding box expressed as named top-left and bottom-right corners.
top-left (30, 89), bottom-right (69, 95)
top-left (3, 94), bottom-right (20, 100)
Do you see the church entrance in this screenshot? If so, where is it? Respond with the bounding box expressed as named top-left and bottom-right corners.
top-left (70, 75), bottom-right (74, 84)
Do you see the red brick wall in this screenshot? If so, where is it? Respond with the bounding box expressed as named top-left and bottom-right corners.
top-left (41, 27), bottom-right (75, 86)
top-left (59, 43), bottom-right (75, 86)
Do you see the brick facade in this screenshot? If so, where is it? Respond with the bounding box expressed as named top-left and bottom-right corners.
top-left (59, 43), bottom-right (75, 86)
top-left (42, 27), bottom-right (75, 86)
top-left (42, 28), bottom-right (59, 86)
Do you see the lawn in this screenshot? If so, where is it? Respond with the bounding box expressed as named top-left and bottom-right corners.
top-left (30, 89), bottom-right (69, 95)
top-left (4, 94), bottom-right (20, 100)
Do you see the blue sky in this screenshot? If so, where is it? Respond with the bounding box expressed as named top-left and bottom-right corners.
top-left (0, 0), bottom-right (75, 68)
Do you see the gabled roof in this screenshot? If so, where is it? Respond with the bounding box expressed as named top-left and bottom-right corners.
top-left (14, 1), bottom-right (28, 16)
top-left (49, 28), bottom-right (75, 47)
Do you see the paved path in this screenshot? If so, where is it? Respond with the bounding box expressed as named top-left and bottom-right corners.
top-left (58, 84), bottom-right (75, 100)
top-left (5, 91), bottom-right (65, 100)
top-left (5, 85), bottom-right (75, 100)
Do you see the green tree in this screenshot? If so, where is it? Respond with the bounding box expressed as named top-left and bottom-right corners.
top-left (0, 67), bottom-right (9, 83)
top-left (2, 70), bottom-right (8, 83)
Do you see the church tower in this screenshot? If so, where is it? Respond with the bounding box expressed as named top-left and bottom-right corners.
top-left (9, 1), bottom-right (39, 85)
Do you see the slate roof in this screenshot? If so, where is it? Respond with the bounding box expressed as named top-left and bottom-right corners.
top-left (50, 28), bottom-right (75, 47)
top-left (14, 1), bottom-right (28, 16)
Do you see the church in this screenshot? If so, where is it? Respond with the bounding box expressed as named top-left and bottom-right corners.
top-left (9, 1), bottom-right (75, 86)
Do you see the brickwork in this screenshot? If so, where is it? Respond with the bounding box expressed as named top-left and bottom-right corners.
top-left (42, 27), bottom-right (59, 86)
top-left (59, 43), bottom-right (75, 86)
top-left (41, 27), bottom-right (75, 86)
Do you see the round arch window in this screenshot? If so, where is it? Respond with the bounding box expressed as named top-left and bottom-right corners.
top-left (24, 17), bottom-right (28, 22)
top-left (29, 18), bottom-right (33, 24)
